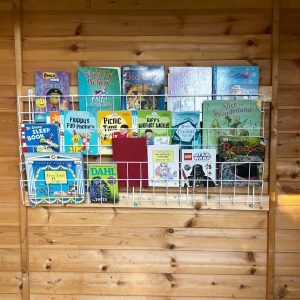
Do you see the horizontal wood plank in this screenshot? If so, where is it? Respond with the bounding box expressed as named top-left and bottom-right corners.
top-left (0, 12), bottom-right (13, 37)
top-left (0, 203), bottom-right (20, 225)
top-left (0, 157), bottom-right (19, 179)
top-left (0, 180), bottom-right (20, 204)
top-left (276, 206), bottom-right (300, 230)
top-left (0, 249), bottom-right (21, 271)
top-left (29, 297), bottom-right (266, 300)
top-left (279, 60), bottom-right (300, 85)
top-left (277, 133), bottom-right (300, 158)
top-left (277, 158), bottom-right (300, 182)
top-left (276, 229), bottom-right (300, 252)
top-left (275, 253), bottom-right (300, 276)
top-left (0, 61), bottom-right (16, 85)
top-left (275, 276), bottom-right (300, 299)
top-left (278, 109), bottom-right (300, 133)
top-left (0, 272), bottom-right (21, 293)
top-left (278, 84), bottom-right (300, 107)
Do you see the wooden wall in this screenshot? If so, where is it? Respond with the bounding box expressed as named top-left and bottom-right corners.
top-left (0, 0), bottom-right (298, 299)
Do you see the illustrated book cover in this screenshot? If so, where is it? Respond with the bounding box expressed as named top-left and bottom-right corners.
top-left (121, 65), bottom-right (165, 110)
top-left (24, 152), bottom-right (85, 206)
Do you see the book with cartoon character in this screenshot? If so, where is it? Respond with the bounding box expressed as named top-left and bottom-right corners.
top-left (88, 164), bottom-right (119, 203)
top-left (35, 71), bottom-right (70, 122)
top-left (24, 152), bottom-right (85, 206)
top-left (121, 65), bottom-right (165, 110)
top-left (60, 110), bottom-right (98, 155)
top-left (78, 67), bottom-right (121, 112)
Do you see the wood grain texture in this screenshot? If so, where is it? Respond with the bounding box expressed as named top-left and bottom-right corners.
top-left (29, 297), bottom-right (266, 300)
top-left (277, 134), bottom-right (300, 158)
top-left (274, 276), bottom-right (300, 299)
top-left (276, 229), bottom-right (300, 252)
top-left (277, 158), bottom-right (300, 182)
top-left (276, 206), bottom-right (300, 229)
top-left (278, 109), bottom-right (300, 133)
top-left (0, 249), bottom-right (21, 271)
top-left (275, 253), bottom-right (300, 275)
top-left (0, 272), bottom-right (21, 293)
top-left (0, 12), bottom-right (13, 37)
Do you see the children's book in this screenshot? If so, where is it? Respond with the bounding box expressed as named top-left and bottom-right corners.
top-left (78, 67), bottom-right (121, 112)
top-left (213, 66), bottom-right (259, 100)
top-left (137, 110), bottom-right (172, 145)
top-left (60, 110), bottom-right (98, 156)
top-left (167, 67), bottom-right (212, 115)
top-left (98, 110), bottom-right (134, 155)
top-left (121, 65), bottom-right (165, 110)
top-left (88, 164), bottom-right (119, 203)
top-left (219, 136), bottom-right (265, 186)
top-left (147, 145), bottom-right (180, 187)
top-left (202, 100), bottom-right (261, 151)
top-left (35, 71), bottom-right (70, 122)
top-left (24, 152), bottom-right (85, 206)
top-left (172, 111), bottom-right (201, 148)
top-left (181, 149), bottom-right (216, 188)
top-left (21, 123), bottom-right (59, 153)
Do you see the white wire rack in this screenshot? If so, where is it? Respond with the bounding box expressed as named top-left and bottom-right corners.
top-left (17, 91), bottom-right (271, 209)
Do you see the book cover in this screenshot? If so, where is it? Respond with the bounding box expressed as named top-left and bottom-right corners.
top-left (219, 136), bottom-right (266, 186)
top-left (202, 100), bottom-right (261, 151)
top-left (21, 123), bottom-right (59, 153)
top-left (181, 149), bottom-right (216, 187)
top-left (167, 67), bottom-right (212, 113)
top-left (172, 111), bottom-right (201, 148)
top-left (78, 67), bottom-right (121, 112)
top-left (35, 71), bottom-right (70, 122)
top-left (24, 152), bottom-right (85, 206)
top-left (137, 110), bottom-right (172, 145)
top-left (98, 110), bottom-right (133, 155)
top-left (121, 65), bottom-right (165, 110)
top-left (147, 145), bottom-right (180, 187)
top-left (88, 164), bottom-right (119, 203)
top-left (61, 110), bottom-right (98, 156)
top-left (213, 66), bottom-right (259, 100)
top-left (112, 137), bottom-right (148, 188)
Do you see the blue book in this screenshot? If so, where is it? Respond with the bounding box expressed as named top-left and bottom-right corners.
top-left (213, 66), bottom-right (259, 100)
top-left (21, 123), bottom-right (59, 153)
top-left (121, 65), bottom-right (165, 110)
top-left (24, 152), bottom-right (85, 206)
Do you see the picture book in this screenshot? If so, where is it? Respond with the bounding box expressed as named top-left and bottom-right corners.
top-left (21, 123), bottom-right (59, 153)
top-left (137, 110), bottom-right (172, 145)
top-left (172, 111), bottom-right (201, 148)
top-left (147, 145), bottom-right (180, 187)
top-left (24, 152), bottom-right (85, 206)
top-left (112, 137), bottom-right (148, 188)
top-left (213, 66), bottom-right (259, 99)
top-left (98, 110), bottom-right (134, 155)
top-left (202, 100), bottom-right (261, 151)
top-left (60, 110), bottom-right (98, 156)
top-left (121, 65), bottom-right (165, 110)
top-left (181, 149), bottom-right (216, 188)
top-left (88, 164), bottom-right (119, 203)
top-left (167, 67), bottom-right (212, 114)
top-left (78, 67), bottom-right (121, 112)
top-left (219, 136), bottom-right (266, 186)
top-left (35, 71), bottom-right (70, 122)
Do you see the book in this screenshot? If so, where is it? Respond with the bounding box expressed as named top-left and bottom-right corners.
top-left (213, 66), bottom-right (259, 100)
top-left (21, 123), bottom-right (59, 153)
top-left (219, 136), bottom-right (266, 186)
top-left (46, 111), bottom-right (63, 150)
top-left (98, 110), bottom-right (134, 155)
top-left (147, 145), bottom-right (180, 187)
top-left (172, 111), bottom-right (201, 148)
top-left (112, 137), bottom-right (148, 188)
top-left (60, 110), bottom-right (99, 156)
top-left (137, 110), bottom-right (172, 145)
top-left (78, 67), bottom-right (121, 112)
top-left (121, 65), bottom-right (165, 110)
top-left (24, 152), bottom-right (85, 206)
top-left (35, 71), bottom-right (70, 122)
top-left (167, 67), bottom-right (212, 114)
top-left (88, 164), bottom-right (119, 203)
top-left (181, 149), bottom-right (216, 187)
top-left (202, 100), bottom-right (261, 151)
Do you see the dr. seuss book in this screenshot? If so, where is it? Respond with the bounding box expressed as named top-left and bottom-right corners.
top-left (219, 136), bottom-right (265, 186)
top-left (121, 65), bottom-right (165, 110)
top-left (21, 123), bottom-right (59, 153)
top-left (60, 110), bottom-right (98, 156)
top-left (98, 110), bottom-right (133, 155)
top-left (35, 71), bottom-right (70, 122)
top-left (172, 112), bottom-right (201, 148)
top-left (88, 164), bottom-right (119, 203)
top-left (137, 110), bottom-right (172, 145)
top-left (78, 67), bottom-right (121, 112)
top-left (181, 149), bottom-right (216, 188)
top-left (202, 100), bottom-right (261, 151)
top-left (213, 66), bottom-right (259, 99)
top-left (24, 152), bottom-right (85, 206)
top-left (147, 145), bottom-right (180, 187)
top-left (167, 67), bottom-right (212, 115)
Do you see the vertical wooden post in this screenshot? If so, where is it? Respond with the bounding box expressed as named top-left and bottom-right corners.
top-left (13, 0), bottom-right (30, 299)
top-left (267, 0), bottom-right (280, 299)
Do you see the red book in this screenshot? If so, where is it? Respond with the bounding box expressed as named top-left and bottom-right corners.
top-left (112, 137), bottom-right (148, 188)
